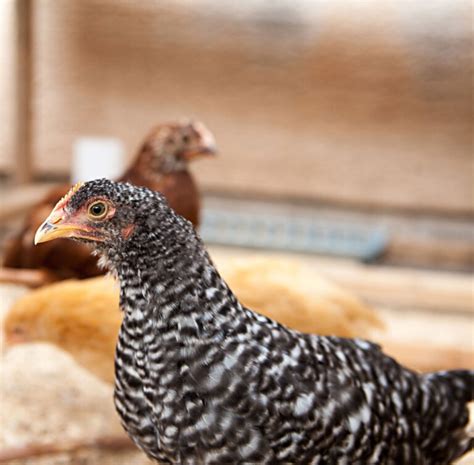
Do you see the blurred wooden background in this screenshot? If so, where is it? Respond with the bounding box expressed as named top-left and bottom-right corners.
top-left (0, 0), bottom-right (472, 214)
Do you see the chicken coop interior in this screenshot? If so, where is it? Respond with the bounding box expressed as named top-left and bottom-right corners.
top-left (0, 0), bottom-right (472, 464)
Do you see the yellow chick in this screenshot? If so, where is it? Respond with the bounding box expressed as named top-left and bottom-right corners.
top-left (215, 256), bottom-right (383, 338)
top-left (4, 276), bottom-right (121, 384)
top-left (4, 257), bottom-right (383, 385)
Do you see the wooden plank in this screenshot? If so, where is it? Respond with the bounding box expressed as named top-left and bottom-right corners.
top-left (383, 236), bottom-right (474, 272)
top-left (0, 268), bottom-right (58, 287)
top-left (0, 435), bottom-right (134, 463)
top-left (13, 0), bottom-right (33, 184)
top-left (317, 262), bottom-right (474, 314)
top-left (0, 2), bottom-right (15, 173)
top-left (381, 340), bottom-right (473, 373)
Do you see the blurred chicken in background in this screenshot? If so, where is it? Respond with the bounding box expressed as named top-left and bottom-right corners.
top-left (5, 252), bottom-right (472, 388)
top-left (216, 256), bottom-right (383, 337)
top-left (1, 121), bottom-right (216, 284)
top-left (4, 256), bottom-right (384, 384)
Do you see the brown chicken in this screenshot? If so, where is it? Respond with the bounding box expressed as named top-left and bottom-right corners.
top-left (2, 121), bottom-right (216, 282)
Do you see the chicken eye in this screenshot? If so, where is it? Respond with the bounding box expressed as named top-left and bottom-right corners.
top-left (182, 134), bottom-right (191, 144)
top-left (88, 201), bottom-right (108, 219)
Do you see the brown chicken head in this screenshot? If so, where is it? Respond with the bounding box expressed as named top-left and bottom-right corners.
top-left (139, 121), bottom-right (217, 173)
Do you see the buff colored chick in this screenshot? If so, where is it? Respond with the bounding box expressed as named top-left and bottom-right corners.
top-left (4, 276), bottom-right (121, 383)
top-left (4, 257), bottom-right (383, 384)
top-left (215, 256), bottom-right (383, 338)
top-left (6, 256), bottom-right (468, 383)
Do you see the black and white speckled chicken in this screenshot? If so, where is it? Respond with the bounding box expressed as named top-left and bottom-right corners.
top-left (34, 179), bottom-right (474, 465)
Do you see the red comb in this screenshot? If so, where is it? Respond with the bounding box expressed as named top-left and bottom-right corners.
top-left (54, 181), bottom-right (84, 210)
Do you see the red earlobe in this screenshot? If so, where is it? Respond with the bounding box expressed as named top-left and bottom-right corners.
top-left (121, 224), bottom-right (135, 239)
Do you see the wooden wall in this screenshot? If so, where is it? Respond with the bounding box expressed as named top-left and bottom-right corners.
top-left (2, 0), bottom-right (473, 213)
top-left (0, 0), bottom-right (15, 173)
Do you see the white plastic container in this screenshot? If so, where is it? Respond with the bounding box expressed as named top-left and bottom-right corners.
top-left (72, 137), bottom-right (125, 183)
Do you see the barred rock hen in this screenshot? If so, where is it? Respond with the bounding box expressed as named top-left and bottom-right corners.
top-left (34, 179), bottom-right (474, 465)
top-left (2, 121), bottom-right (215, 283)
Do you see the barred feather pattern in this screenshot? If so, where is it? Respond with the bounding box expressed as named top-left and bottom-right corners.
top-left (69, 180), bottom-right (473, 465)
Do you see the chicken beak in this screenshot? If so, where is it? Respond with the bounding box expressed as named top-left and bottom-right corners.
top-left (182, 143), bottom-right (217, 161)
top-left (182, 122), bottom-right (217, 160)
top-left (34, 207), bottom-right (101, 244)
